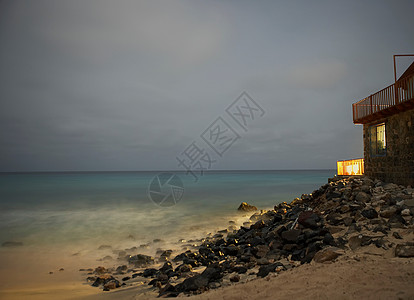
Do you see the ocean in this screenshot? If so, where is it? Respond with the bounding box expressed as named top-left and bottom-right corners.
top-left (0, 170), bottom-right (335, 256)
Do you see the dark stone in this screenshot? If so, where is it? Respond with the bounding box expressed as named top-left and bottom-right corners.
top-left (103, 279), bottom-right (121, 291)
top-left (238, 202), bottom-right (258, 212)
top-left (231, 266), bottom-right (248, 274)
top-left (342, 217), bottom-right (355, 227)
top-left (157, 273), bottom-right (169, 284)
top-left (1, 241), bottom-right (23, 247)
top-left (230, 274), bottom-right (240, 282)
top-left (128, 254), bottom-right (154, 267)
top-left (92, 275), bottom-right (117, 287)
top-left (326, 213), bottom-right (343, 225)
top-left (257, 262), bottom-right (285, 277)
top-left (281, 229), bottom-right (301, 243)
top-left (298, 211), bottom-right (321, 229)
top-left (142, 268), bottom-right (159, 278)
top-left (395, 244), bottom-right (414, 257)
top-left (388, 214), bottom-right (406, 228)
top-left (173, 252), bottom-right (188, 262)
top-left (122, 276), bottom-right (131, 281)
top-left (392, 232), bottom-right (403, 239)
top-left (251, 220), bottom-right (266, 230)
top-left (160, 261), bottom-right (174, 274)
top-left (178, 274), bottom-right (208, 292)
top-left (224, 245), bottom-right (240, 256)
top-left (176, 264), bottom-right (192, 274)
top-left (323, 232), bottom-right (336, 246)
top-left (159, 283), bottom-right (179, 297)
top-left (313, 248), bottom-right (342, 263)
top-left (361, 208), bottom-right (378, 219)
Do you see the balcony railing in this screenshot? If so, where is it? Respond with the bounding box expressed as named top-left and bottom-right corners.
top-left (337, 158), bottom-right (364, 176)
top-left (353, 73), bottom-right (414, 124)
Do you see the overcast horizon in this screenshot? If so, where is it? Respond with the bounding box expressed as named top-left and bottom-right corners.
top-left (1, 0), bottom-right (414, 172)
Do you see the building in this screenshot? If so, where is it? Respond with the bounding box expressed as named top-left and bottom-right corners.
top-left (352, 56), bottom-right (414, 186)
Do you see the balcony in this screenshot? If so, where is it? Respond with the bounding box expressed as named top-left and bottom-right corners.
top-left (352, 73), bottom-right (414, 124)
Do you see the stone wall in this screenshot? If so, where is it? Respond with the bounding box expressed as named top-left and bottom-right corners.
top-left (363, 108), bottom-right (414, 186)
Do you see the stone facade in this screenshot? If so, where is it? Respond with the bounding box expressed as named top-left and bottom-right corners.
top-left (363, 108), bottom-right (414, 186)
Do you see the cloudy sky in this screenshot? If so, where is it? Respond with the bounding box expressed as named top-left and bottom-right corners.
top-left (0, 0), bottom-right (413, 172)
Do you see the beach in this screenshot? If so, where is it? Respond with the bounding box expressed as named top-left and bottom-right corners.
top-left (1, 174), bottom-right (413, 299)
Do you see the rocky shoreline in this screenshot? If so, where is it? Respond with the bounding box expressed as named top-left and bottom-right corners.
top-left (81, 176), bottom-right (414, 297)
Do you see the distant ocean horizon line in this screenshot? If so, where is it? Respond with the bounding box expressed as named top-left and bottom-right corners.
top-left (0, 168), bottom-right (336, 174)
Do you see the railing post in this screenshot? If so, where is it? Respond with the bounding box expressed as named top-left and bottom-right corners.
top-left (369, 95), bottom-right (373, 114)
top-left (394, 82), bottom-right (399, 105)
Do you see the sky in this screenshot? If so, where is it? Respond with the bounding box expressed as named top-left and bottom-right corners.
top-left (0, 0), bottom-right (413, 172)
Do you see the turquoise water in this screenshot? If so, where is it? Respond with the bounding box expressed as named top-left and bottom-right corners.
top-left (0, 170), bottom-right (334, 252)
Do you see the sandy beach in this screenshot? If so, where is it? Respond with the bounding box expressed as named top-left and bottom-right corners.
top-left (1, 176), bottom-right (413, 300)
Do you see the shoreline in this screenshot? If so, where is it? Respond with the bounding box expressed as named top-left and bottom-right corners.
top-left (1, 175), bottom-right (414, 299)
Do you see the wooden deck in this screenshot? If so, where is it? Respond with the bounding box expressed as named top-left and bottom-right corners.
top-left (353, 73), bottom-right (414, 124)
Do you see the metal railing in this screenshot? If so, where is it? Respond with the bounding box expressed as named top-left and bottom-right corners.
top-left (337, 158), bottom-right (364, 176)
top-left (353, 73), bottom-right (414, 123)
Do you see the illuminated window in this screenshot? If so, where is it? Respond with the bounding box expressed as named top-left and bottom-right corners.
top-left (369, 123), bottom-right (386, 156)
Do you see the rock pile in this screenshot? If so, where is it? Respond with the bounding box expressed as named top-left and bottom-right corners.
top-left (85, 176), bottom-right (414, 297)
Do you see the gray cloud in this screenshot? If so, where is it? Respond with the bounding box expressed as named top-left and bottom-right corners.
top-left (0, 0), bottom-right (413, 171)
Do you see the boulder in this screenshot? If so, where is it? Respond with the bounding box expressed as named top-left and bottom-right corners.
top-left (313, 247), bottom-right (343, 263)
top-left (128, 254), bottom-right (154, 267)
top-left (281, 229), bottom-right (301, 243)
top-left (1, 241), bottom-right (23, 247)
top-left (238, 202), bottom-right (258, 212)
top-left (379, 207), bottom-right (397, 218)
top-left (298, 211), bottom-right (321, 229)
top-left (257, 262), bottom-right (285, 277)
top-left (361, 208), bottom-right (378, 219)
top-left (395, 244), bottom-right (414, 257)
top-left (355, 192), bottom-right (371, 202)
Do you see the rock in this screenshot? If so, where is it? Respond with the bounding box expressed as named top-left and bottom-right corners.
top-left (122, 276), bottom-right (131, 281)
top-left (298, 211), bottom-right (321, 229)
top-left (348, 235), bottom-right (372, 250)
top-left (94, 266), bottom-right (106, 275)
top-left (157, 273), bottom-right (169, 284)
top-left (103, 279), bottom-right (120, 291)
top-left (281, 229), bottom-right (301, 243)
top-left (176, 264), bottom-right (192, 274)
top-left (160, 261), bottom-right (174, 275)
top-left (208, 282), bottom-right (221, 289)
top-left (388, 214), bottom-right (406, 228)
top-left (401, 208), bottom-right (411, 216)
top-left (361, 208), bottom-right (378, 219)
top-left (313, 247), bottom-right (343, 263)
top-left (392, 232), bottom-right (403, 239)
top-left (380, 207), bottom-right (398, 218)
top-left (143, 268), bottom-right (159, 277)
top-left (342, 217), bottom-right (354, 227)
top-left (254, 245), bottom-right (270, 258)
top-left (115, 265), bottom-right (127, 274)
top-left (355, 192), bottom-right (371, 202)
top-left (159, 283), bottom-right (179, 297)
top-left (128, 254), bottom-right (154, 267)
top-left (232, 266), bottom-right (248, 274)
top-left (251, 220), bottom-right (266, 230)
top-left (326, 213), bottom-right (343, 225)
top-left (178, 274), bottom-right (208, 292)
top-left (238, 202), bottom-right (258, 212)
top-left (92, 275), bottom-right (116, 287)
top-left (395, 244), bottom-right (414, 257)
top-left (1, 241), bottom-right (23, 247)
top-left (257, 262), bottom-right (285, 277)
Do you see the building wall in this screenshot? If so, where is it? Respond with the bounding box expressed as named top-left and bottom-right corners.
top-left (363, 108), bottom-right (414, 186)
